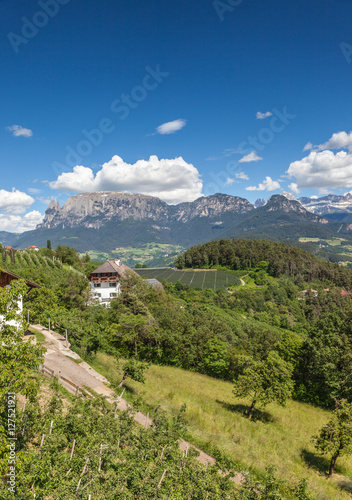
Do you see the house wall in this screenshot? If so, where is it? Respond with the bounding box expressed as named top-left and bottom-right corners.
top-left (0, 297), bottom-right (23, 329)
top-left (89, 282), bottom-right (121, 303)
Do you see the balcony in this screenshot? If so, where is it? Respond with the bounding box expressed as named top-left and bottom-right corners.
top-left (90, 275), bottom-right (118, 284)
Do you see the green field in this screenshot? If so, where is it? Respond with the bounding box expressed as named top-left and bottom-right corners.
top-left (83, 243), bottom-right (184, 267)
top-left (89, 354), bottom-right (352, 500)
top-left (135, 268), bottom-right (241, 290)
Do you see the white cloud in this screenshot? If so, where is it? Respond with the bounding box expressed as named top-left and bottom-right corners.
top-left (0, 211), bottom-right (43, 233)
top-left (303, 141), bottom-right (313, 151)
top-left (246, 176), bottom-right (281, 192)
top-left (28, 188), bottom-right (42, 195)
top-left (288, 182), bottom-right (300, 194)
top-left (256, 111), bottom-right (273, 120)
top-left (0, 189), bottom-right (34, 214)
top-left (236, 172), bottom-right (249, 180)
top-left (304, 131), bottom-right (352, 152)
top-left (156, 119), bottom-right (186, 135)
top-left (50, 155), bottom-right (203, 204)
top-left (6, 125), bottom-right (33, 138)
top-left (226, 172), bottom-right (249, 185)
top-left (17, 211), bottom-right (44, 232)
top-left (287, 150), bottom-right (352, 191)
top-left (239, 151), bottom-right (263, 163)
top-left (0, 215), bottom-right (22, 232)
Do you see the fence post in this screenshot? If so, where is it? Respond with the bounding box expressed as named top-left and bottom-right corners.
top-left (39, 434), bottom-right (45, 452)
top-left (22, 415), bottom-right (28, 437)
top-left (70, 439), bottom-right (76, 460)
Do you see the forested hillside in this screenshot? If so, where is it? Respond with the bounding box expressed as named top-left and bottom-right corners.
top-left (176, 238), bottom-right (352, 287)
top-left (2, 240), bottom-right (352, 497)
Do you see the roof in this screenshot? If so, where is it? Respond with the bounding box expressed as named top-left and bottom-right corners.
top-left (0, 269), bottom-right (41, 289)
top-left (89, 259), bottom-right (137, 279)
top-left (146, 278), bottom-right (164, 289)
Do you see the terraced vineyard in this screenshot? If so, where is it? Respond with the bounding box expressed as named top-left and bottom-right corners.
top-left (135, 268), bottom-right (241, 290)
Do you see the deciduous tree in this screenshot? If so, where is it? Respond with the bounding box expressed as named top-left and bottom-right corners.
top-left (233, 351), bottom-right (293, 419)
top-left (314, 399), bottom-right (352, 477)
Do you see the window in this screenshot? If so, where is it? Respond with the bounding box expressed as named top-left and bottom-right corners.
top-left (110, 293), bottom-right (117, 298)
top-left (94, 283), bottom-right (101, 288)
top-left (109, 282), bottom-right (117, 287)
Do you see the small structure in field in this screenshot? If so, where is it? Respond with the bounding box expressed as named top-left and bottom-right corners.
top-left (88, 259), bottom-right (136, 304)
top-left (145, 278), bottom-right (164, 290)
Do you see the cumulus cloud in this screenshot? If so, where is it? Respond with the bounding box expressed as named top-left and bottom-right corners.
top-left (304, 131), bottom-right (352, 152)
top-left (239, 151), bottom-right (263, 163)
top-left (256, 111), bottom-right (273, 120)
top-left (236, 172), bottom-right (249, 180)
top-left (6, 125), bottom-right (33, 138)
top-left (246, 176), bottom-right (281, 192)
top-left (50, 155), bottom-right (203, 204)
top-left (303, 141), bottom-right (314, 151)
top-left (17, 211), bottom-right (44, 232)
top-left (0, 189), bottom-right (34, 214)
top-left (226, 172), bottom-right (249, 185)
top-left (288, 183), bottom-right (300, 194)
top-left (0, 215), bottom-right (22, 232)
top-left (287, 150), bottom-right (352, 191)
top-left (0, 211), bottom-right (43, 233)
top-left (156, 119), bottom-right (186, 135)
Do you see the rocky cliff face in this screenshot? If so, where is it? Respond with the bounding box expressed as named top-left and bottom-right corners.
top-left (266, 195), bottom-right (329, 223)
top-left (172, 193), bottom-right (253, 222)
top-left (38, 192), bottom-right (254, 229)
top-left (39, 192), bottom-right (171, 229)
top-left (299, 193), bottom-right (352, 215)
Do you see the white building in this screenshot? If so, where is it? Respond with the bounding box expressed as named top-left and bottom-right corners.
top-left (88, 259), bottom-right (136, 304)
top-left (0, 270), bottom-right (40, 329)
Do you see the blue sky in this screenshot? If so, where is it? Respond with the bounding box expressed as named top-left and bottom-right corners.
top-left (2, 0), bottom-right (352, 231)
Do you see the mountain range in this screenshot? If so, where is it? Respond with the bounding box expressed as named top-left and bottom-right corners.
top-left (3, 191), bottom-right (352, 253)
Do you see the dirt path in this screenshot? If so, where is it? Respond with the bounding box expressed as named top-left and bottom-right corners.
top-left (30, 324), bottom-right (243, 484)
top-left (240, 278), bottom-right (245, 286)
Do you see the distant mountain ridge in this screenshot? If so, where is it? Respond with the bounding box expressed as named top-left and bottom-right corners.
top-left (38, 192), bottom-right (254, 229)
top-left (256, 192), bottom-right (352, 219)
top-left (7, 191), bottom-right (347, 253)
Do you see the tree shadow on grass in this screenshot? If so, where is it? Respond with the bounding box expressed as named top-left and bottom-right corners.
top-left (216, 400), bottom-right (276, 423)
top-left (336, 478), bottom-right (352, 494)
top-left (301, 448), bottom-right (330, 474)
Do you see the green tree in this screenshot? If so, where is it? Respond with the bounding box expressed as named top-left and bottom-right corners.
top-left (314, 399), bottom-right (352, 476)
top-left (202, 337), bottom-right (229, 378)
top-left (0, 279), bottom-right (44, 400)
top-left (117, 358), bottom-right (149, 388)
top-left (233, 351), bottom-right (294, 419)
top-left (55, 245), bottom-right (82, 269)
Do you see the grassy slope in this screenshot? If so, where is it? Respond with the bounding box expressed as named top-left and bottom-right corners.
top-left (90, 352), bottom-right (352, 500)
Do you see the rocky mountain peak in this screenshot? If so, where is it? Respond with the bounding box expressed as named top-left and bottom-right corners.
top-left (38, 191), bottom-right (255, 230)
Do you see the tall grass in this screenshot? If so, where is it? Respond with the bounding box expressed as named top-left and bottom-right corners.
top-left (91, 352), bottom-right (352, 500)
